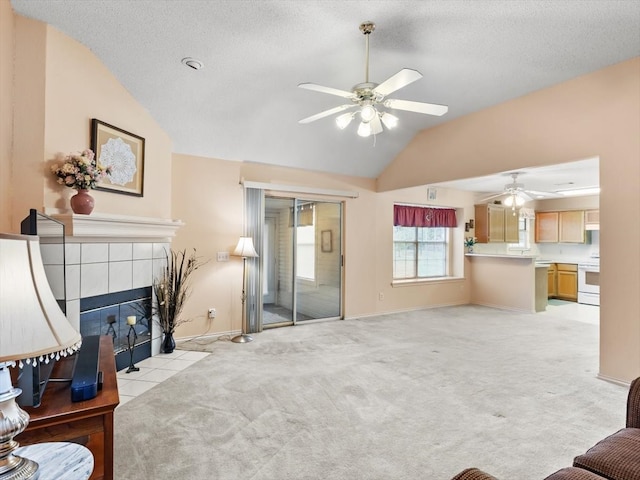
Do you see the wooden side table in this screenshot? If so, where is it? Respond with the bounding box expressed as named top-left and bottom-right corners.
top-left (16, 336), bottom-right (120, 480)
top-left (13, 442), bottom-right (94, 480)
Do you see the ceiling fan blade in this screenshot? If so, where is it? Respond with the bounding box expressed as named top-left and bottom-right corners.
top-left (384, 98), bottom-right (448, 116)
top-left (373, 68), bottom-right (423, 97)
top-left (299, 104), bottom-right (355, 124)
top-left (524, 190), bottom-right (561, 198)
top-left (479, 193), bottom-right (505, 202)
top-left (370, 114), bottom-right (383, 135)
top-left (298, 83), bottom-right (355, 99)
top-left (518, 192), bottom-right (535, 202)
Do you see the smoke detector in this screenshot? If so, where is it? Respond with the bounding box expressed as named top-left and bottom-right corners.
top-left (181, 57), bottom-right (204, 70)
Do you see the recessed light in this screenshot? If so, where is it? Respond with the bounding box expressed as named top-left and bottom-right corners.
top-left (181, 57), bottom-right (204, 70)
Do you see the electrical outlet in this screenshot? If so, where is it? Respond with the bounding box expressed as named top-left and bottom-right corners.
top-left (378, 292), bottom-right (384, 301)
top-left (208, 308), bottom-right (216, 319)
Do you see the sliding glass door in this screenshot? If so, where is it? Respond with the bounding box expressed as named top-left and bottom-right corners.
top-left (263, 197), bottom-right (342, 327)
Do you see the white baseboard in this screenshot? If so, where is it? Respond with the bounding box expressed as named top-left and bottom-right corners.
top-left (597, 372), bottom-right (632, 387)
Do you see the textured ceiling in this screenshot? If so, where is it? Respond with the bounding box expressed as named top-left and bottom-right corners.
top-left (10, 0), bottom-right (640, 184)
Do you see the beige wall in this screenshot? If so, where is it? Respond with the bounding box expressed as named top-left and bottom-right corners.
top-left (378, 58), bottom-right (640, 383)
top-left (171, 155), bottom-right (472, 338)
top-left (0, 0), bottom-right (14, 232)
top-left (468, 256), bottom-right (537, 312)
top-left (2, 7), bottom-right (173, 233)
top-left (533, 194), bottom-right (599, 212)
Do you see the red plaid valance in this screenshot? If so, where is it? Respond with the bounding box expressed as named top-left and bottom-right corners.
top-left (394, 205), bottom-right (457, 228)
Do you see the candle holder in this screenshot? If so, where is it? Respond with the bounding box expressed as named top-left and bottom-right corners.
top-left (125, 323), bottom-right (139, 373)
top-left (105, 314), bottom-right (117, 342)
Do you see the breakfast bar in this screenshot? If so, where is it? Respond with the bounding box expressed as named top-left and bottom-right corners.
top-left (465, 253), bottom-right (548, 313)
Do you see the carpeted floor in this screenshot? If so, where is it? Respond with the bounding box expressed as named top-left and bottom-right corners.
top-left (114, 304), bottom-right (627, 480)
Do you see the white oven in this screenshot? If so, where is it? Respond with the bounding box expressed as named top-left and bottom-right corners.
top-left (578, 262), bottom-right (600, 306)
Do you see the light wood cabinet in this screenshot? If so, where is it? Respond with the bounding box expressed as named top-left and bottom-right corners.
top-left (556, 263), bottom-right (578, 301)
top-left (475, 204), bottom-right (519, 243)
top-left (504, 208), bottom-right (520, 243)
top-left (559, 210), bottom-right (585, 243)
top-left (535, 211), bottom-right (559, 243)
top-left (535, 210), bottom-right (586, 243)
top-left (547, 263), bottom-right (557, 297)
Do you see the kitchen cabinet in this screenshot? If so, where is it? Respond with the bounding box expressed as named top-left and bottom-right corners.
top-left (535, 211), bottom-right (559, 243)
top-left (547, 263), bottom-right (557, 297)
top-left (535, 210), bottom-right (585, 243)
top-left (559, 210), bottom-right (585, 243)
top-left (504, 208), bottom-right (520, 243)
top-left (556, 263), bottom-right (578, 301)
top-left (585, 210), bottom-right (599, 230)
top-left (474, 204), bottom-right (519, 243)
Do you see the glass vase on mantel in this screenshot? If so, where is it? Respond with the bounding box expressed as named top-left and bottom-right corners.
top-left (70, 189), bottom-right (95, 215)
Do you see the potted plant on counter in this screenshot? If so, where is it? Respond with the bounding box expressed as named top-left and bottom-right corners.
top-left (464, 237), bottom-right (477, 253)
top-left (153, 248), bottom-right (205, 353)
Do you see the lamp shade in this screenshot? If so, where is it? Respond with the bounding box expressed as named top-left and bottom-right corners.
top-left (504, 193), bottom-right (525, 207)
top-left (0, 233), bottom-right (81, 364)
top-left (380, 112), bottom-right (399, 129)
top-left (335, 112), bottom-right (354, 130)
top-left (232, 237), bottom-right (258, 258)
top-left (360, 105), bottom-right (377, 123)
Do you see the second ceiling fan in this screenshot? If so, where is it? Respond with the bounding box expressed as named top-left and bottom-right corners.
top-left (298, 21), bottom-right (448, 138)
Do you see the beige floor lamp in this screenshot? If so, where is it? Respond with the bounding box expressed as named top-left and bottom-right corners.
top-left (231, 236), bottom-right (258, 343)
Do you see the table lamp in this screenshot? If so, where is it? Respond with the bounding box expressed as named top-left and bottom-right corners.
top-left (231, 236), bottom-right (258, 343)
top-left (0, 233), bottom-right (82, 480)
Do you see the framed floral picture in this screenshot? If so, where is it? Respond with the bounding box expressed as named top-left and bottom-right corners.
top-left (91, 119), bottom-right (145, 196)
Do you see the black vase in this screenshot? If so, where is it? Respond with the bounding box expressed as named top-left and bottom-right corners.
top-left (162, 332), bottom-right (176, 354)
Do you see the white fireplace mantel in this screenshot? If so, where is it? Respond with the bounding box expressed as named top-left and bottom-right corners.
top-left (44, 210), bottom-right (184, 242)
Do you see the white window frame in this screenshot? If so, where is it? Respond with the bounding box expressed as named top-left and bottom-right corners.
top-left (393, 226), bottom-right (450, 280)
top-left (508, 216), bottom-right (531, 252)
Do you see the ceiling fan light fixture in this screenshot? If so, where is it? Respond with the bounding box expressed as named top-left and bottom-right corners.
top-left (504, 193), bottom-right (525, 207)
top-left (357, 121), bottom-right (372, 137)
top-left (380, 112), bottom-right (399, 129)
top-left (360, 105), bottom-right (377, 123)
top-left (298, 21), bottom-right (447, 137)
top-left (335, 112), bottom-right (354, 130)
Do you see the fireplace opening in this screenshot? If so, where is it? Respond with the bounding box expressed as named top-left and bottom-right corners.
top-left (80, 287), bottom-right (152, 371)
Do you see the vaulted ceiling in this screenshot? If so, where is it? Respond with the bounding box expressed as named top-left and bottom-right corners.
top-left (10, 0), bottom-right (640, 186)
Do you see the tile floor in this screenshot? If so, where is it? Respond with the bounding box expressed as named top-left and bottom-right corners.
top-left (543, 299), bottom-right (600, 325)
top-left (116, 349), bottom-right (209, 407)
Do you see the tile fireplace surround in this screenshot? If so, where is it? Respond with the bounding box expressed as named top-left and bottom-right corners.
top-left (40, 211), bottom-right (184, 358)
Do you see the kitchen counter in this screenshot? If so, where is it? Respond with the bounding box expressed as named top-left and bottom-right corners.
top-left (465, 253), bottom-right (537, 260)
top-left (466, 253), bottom-right (545, 313)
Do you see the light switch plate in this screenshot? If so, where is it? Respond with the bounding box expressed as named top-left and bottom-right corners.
top-left (217, 251), bottom-right (230, 262)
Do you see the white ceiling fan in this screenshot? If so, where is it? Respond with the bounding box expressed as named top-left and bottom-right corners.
top-left (480, 172), bottom-right (560, 208)
top-left (298, 21), bottom-right (448, 138)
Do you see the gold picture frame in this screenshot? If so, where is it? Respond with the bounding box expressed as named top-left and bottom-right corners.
top-left (91, 119), bottom-right (145, 197)
top-left (321, 229), bottom-right (332, 253)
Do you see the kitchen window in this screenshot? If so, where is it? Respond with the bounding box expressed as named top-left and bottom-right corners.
top-left (393, 226), bottom-right (449, 279)
top-left (508, 216), bottom-right (531, 251)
